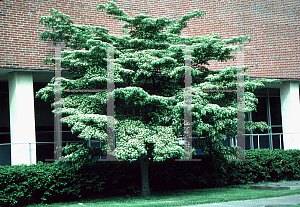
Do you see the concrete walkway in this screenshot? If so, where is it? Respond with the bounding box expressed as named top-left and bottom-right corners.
top-left (250, 182), bottom-right (300, 191)
top-left (182, 194), bottom-right (300, 206)
top-left (183, 181), bottom-right (300, 207)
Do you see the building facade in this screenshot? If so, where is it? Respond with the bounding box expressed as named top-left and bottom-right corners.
top-left (0, 0), bottom-right (299, 166)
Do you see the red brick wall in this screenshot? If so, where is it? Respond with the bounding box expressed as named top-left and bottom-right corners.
top-left (0, 0), bottom-right (299, 79)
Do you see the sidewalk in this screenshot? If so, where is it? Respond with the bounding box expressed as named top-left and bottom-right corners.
top-left (183, 194), bottom-right (300, 207)
top-left (183, 181), bottom-right (300, 207)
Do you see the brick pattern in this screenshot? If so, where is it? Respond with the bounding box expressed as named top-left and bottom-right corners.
top-left (0, 0), bottom-right (299, 79)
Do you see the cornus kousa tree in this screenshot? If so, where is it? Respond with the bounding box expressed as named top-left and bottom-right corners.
top-left (36, 3), bottom-right (278, 197)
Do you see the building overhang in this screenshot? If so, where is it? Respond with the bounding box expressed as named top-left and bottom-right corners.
top-left (249, 77), bottom-right (300, 88)
top-left (0, 68), bottom-right (73, 83)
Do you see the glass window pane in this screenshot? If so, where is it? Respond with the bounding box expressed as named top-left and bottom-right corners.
top-left (252, 97), bottom-right (268, 134)
top-left (269, 97), bottom-right (282, 125)
top-left (272, 127), bottom-right (283, 149)
top-left (252, 97), bottom-right (267, 122)
top-left (253, 135), bottom-right (269, 149)
top-left (272, 127), bottom-right (282, 133)
top-left (221, 138), bottom-right (231, 147)
top-left (245, 135), bottom-right (250, 150)
top-left (37, 142), bottom-right (55, 163)
top-left (245, 113), bottom-right (251, 134)
top-left (253, 135), bottom-right (258, 148)
top-left (259, 135), bottom-right (270, 149)
top-left (34, 83), bottom-right (54, 126)
top-left (245, 113), bottom-right (249, 121)
top-left (269, 88), bottom-right (280, 96)
top-left (0, 143), bottom-right (11, 166)
top-left (0, 82), bottom-right (9, 128)
top-left (272, 135), bottom-right (282, 149)
top-left (254, 88), bottom-right (266, 96)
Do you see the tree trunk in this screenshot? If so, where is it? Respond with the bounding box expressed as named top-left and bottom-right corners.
top-left (139, 155), bottom-right (150, 197)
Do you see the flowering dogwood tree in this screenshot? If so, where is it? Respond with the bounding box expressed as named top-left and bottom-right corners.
top-left (36, 3), bottom-right (278, 197)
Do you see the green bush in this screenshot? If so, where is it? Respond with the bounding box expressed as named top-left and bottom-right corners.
top-left (1, 148), bottom-right (300, 206)
top-left (0, 161), bottom-right (105, 206)
top-left (54, 143), bottom-right (104, 169)
top-left (0, 143), bottom-right (106, 207)
top-left (149, 155), bottom-right (227, 192)
top-left (226, 148), bottom-right (300, 185)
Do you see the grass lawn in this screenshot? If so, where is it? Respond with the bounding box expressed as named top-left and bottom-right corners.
top-left (27, 180), bottom-right (300, 207)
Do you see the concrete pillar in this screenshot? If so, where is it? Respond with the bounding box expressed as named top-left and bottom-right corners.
top-left (280, 81), bottom-right (300, 150)
top-left (8, 72), bottom-right (36, 165)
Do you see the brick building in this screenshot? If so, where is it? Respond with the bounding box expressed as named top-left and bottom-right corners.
top-left (0, 0), bottom-right (299, 166)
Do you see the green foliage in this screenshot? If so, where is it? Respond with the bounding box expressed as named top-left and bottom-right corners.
top-left (115, 119), bottom-right (184, 161)
top-left (0, 161), bottom-right (104, 207)
top-left (39, 9), bottom-right (75, 45)
top-left (1, 149), bottom-right (300, 206)
top-left (227, 149), bottom-right (300, 184)
top-left (55, 143), bottom-right (104, 169)
top-left (96, 2), bottom-right (205, 39)
top-left (36, 3), bottom-right (280, 195)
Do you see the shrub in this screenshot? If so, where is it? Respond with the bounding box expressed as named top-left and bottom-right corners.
top-left (1, 148), bottom-right (300, 206)
top-left (226, 148), bottom-right (300, 185)
top-left (0, 143), bottom-right (106, 207)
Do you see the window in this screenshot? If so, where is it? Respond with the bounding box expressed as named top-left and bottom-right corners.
top-left (222, 88), bottom-right (283, 150)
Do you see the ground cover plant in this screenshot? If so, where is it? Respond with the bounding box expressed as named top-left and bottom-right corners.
top-left (36, 2), bottom-right (279, 197)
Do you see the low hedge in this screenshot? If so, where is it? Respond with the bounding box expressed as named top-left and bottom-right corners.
top-left (0, 148), bottom-right (300, 206)
top-left (0, 161), bottom-right (105, 207)
top-left (226, 149), bottom-right (300, 185)
top-left (149, 154), bottom-right (228, 192)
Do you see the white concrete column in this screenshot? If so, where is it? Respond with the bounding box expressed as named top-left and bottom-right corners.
top-left (8, 72), bottom-right (36, 165)
top-left (280, 81), bottom-right (300, 150)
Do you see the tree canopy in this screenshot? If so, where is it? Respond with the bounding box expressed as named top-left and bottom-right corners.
top-left (36, 2), bottom-right (279, 196)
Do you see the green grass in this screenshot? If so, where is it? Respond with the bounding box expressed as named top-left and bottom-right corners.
top-left (27, 181), bottom-right (300, 207)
